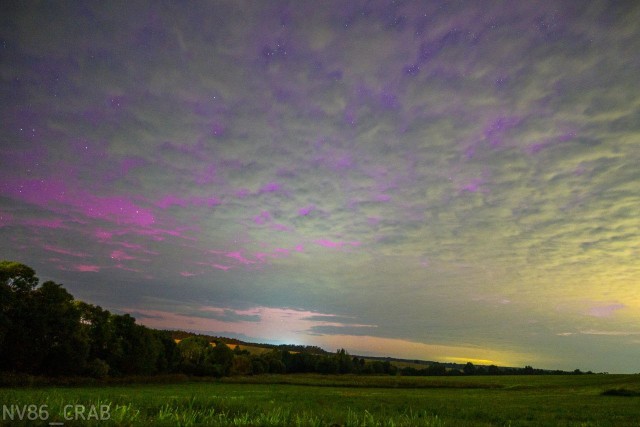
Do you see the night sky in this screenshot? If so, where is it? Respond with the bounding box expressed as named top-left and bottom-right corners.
top-left (1, 1), bottom-right (639, 373)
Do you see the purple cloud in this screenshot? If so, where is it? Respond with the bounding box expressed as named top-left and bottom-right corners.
top-left (259, 182), bottom-right (282, 193)
top-left (253, 211), bottom-right (272, 225)
top-left (43, 245), bottom-right (89, 258)
top-left (20, 218), bottom-right (67, 229)
top-left (315, 239), bottom-right (361, 249)
top-left (588, 303), bottom-right (625, 318)
top-left (298, 205), bottom-right (315, 216)
top-left (526, 131), bottom-right (577, 154)
top-left (110, 250), bottom-right (139, 261)
top-left (483, 116), bottom-right (522, 148)
top-left (156, 195), bottom-right (221, 209)
top-left (71, 264), bottom-right (101, 273)
top-left (2, 179), bottom-right (155, 227)
top-left (460, 177), bottom-right (488, 193)
top-left (270, 223), bottom-right (291, 232)
top-left (224, 251), bottom-right (256, 265)
top-left (0, 212), bottom-right (12, 227)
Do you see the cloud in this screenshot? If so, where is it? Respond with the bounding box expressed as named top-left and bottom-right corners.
top-left (43, 245), bottom-right (89, 258)
top-left (588, 303), bottom-right (625, 318)
top-left (314, 239), bottom-right (361, 249)
top-left (308, 324), bottom-right (378, 336)
top-left (71, 265), bottom-right (101, 273)
top-left (1, 0), bottom-right (640, 373)
top-left (191, 308), bottom-right (262, 323)
top-left (130, 305), bottom-right (376, 343)
top-left (559, 330), bottom-right (640, 337)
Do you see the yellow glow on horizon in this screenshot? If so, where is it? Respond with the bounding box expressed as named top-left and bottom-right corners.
top-left (307, 334), bottom-right (540, 368)
top-left (445, 357), bottom-right (498, 365)
top-left (133, 307), bottom-right (543, 367)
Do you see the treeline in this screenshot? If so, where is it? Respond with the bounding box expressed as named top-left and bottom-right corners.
top-left (1, 261), bottom-right (588, 378)
top-left (399, 362), bottom-right (592, 377)
top-left (0, 261), bottom-right (394, 378)
top-left (173, 339), bottom-right (395, 376)
top-left (0, 261), bottom-right (178, 377)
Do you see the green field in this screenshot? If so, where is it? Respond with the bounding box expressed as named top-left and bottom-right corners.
top-left (1, 374), bottom-right (640, 426)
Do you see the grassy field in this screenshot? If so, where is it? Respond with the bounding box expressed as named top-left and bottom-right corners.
top-left (1, 374), bottom-right (640, 426)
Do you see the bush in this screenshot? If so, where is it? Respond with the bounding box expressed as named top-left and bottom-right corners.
top-left (602, 388), bottom-right (640, 397)
top-left (85, 358), bottom-right (110, 379)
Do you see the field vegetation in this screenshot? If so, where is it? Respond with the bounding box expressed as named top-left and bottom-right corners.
top-left (2, 374), bottom-right (640, 426)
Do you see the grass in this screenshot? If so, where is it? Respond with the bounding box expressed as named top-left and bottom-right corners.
top-left (1, 374), bottom-right (639, 426)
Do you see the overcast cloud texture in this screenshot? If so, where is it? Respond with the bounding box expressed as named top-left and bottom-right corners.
top-left (1, 0), bottom-right (639, 372)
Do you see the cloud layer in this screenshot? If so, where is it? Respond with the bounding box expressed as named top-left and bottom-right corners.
top-left (1, 1), bottom-right (639, 372)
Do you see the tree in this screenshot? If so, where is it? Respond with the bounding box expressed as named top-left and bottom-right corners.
top-left (266, 352), bottom-right (286, 373)
top-left (0, 261), bottom-right (38, 293)
top-left (351, 357), bottom-right (365, 373)
top-left (209, 341), bottom-right (234, 376)
top-left (315, 356), bottom-right (339, 374)
top-left (250, 357), bottom-right (267, 375)
top-left (382, 360), bottom-right (397, 375)
top-left (487, 364), bottom-right (501, 375)
top-left (178, 336), bottom-right (212, 375)
top-left (77, 302), bottom-right (115, 375)
top-left (426, 363), bottom-right (446, 376)
top-left (177, 338), bottom-right (234, 377)
top-left (231, 355), bottom-right (252, 375)
top-left (0, 263), bottom-right (89, 375)
top-left (463, 362), bottom-right (477, 375)
top-left (335, 348), bottom-right (353, 374)
top-left (34, 281), bottom-right (88, 375)
top-left (370, 361), bottom-right (385, 374)
top-left (1, 260), bottom-right (180, 378)
top-left (0, 261), bottom-right (39, 368)
top-left (108, 314), bottom-right (163, 375)
top-left (154, 330), bottom-right (180, 373)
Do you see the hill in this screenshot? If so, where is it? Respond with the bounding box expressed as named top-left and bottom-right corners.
top-left (165, 330), bottom-right (329, 355)
top-left (164, 329), bottom-right (585, 375)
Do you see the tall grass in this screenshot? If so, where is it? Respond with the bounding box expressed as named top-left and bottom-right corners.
top-left (1, 374), bottom-right (639, 426)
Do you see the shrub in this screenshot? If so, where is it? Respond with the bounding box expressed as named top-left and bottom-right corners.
top-left (602, 388), bottom-right (640, 397)
top-left (85, 358), bottom-right (110, 379)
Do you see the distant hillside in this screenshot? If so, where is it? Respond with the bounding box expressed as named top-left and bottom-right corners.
top-left (165, 329), bottom-right (589, 375)
top-left (166, 330), bottom-right (329, 355)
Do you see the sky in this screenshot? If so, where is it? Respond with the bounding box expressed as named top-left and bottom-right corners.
top-left (1, 0), bottom-right (639, 373)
